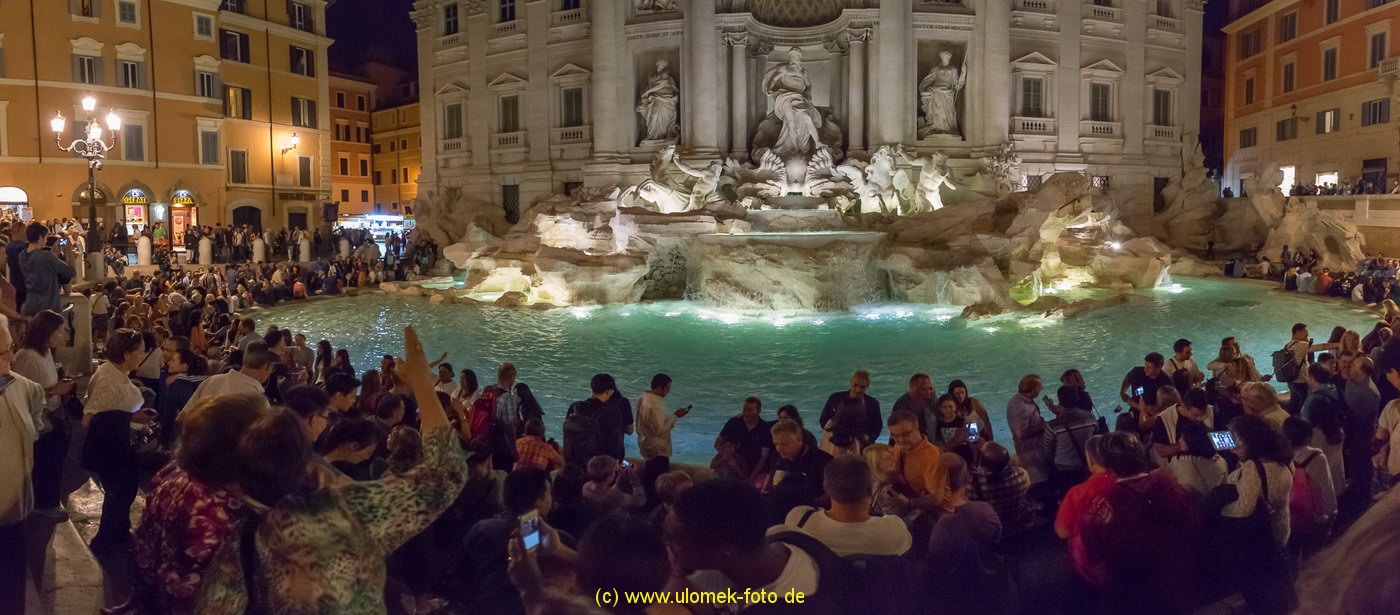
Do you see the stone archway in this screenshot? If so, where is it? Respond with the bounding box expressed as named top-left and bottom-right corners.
top-left (232, 205), bottom-right (263, 231)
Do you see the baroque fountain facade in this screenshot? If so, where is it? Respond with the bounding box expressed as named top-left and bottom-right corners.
top-left (400, 0), bottom-right (1361, 312)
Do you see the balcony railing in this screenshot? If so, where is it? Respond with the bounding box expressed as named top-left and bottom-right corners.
top-left (1080, 120), bottom-right (1123, 138)
top-left (1380, 57), bottom-right (1400, 80)
top-left (491, 131), bottom-right (526, 149)
top-left (436, 33), bottom-right (462, 49)
top-left (552, 125), bottom-right (591, 144)
top-left (1149, 15), bottom-right (1180, 32)
top-left (552, 8), bottom-right (586, 26)
top-left (1014, 0), bottom-right (1055, 11)
top-left (1085, 4), bottom-right (1122, 21)
top-left (493, 20), bottom-right (521, 36)
top-left (1012, 116), bottom-right (1056, 135)
top-left (1147, 124), bottom-right (1179, 140)
top-left (441, 139), bottom-right (465, 152)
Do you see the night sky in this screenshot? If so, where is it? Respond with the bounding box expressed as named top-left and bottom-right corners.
top-left (327, 0), bottom-right (417, 71)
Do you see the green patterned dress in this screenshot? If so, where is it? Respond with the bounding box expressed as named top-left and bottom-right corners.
top-left (196, 428), bottom-right (467, 614)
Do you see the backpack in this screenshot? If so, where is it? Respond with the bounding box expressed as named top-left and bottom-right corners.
top-left (1272, 343), bottom-right (1301, 383)
top-left (469, 386), bottom-right (500, 440)
top-left (763, 530), bottom-right (928, 615)
top-left (562, 402), bottom-right (601, 468)
top-left (1290, 453), bottom-right (1327, 535)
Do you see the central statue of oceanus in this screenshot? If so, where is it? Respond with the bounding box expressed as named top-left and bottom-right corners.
top-left (749, 47), bottom-right (843, 193)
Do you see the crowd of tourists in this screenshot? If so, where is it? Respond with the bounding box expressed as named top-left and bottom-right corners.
top-left (1278, 246), bottom-right (1400, 307)
top-left (1286, 178), bottom-right (1397, 197)
top-left (7, 216), bottom-right (1400, 614)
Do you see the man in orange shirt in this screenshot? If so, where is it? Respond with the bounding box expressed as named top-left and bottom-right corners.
top-left (888, 410), bottom-right (949, 514)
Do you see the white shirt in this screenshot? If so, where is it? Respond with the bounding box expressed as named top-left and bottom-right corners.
top-left (688, 543), bottom-right (819, 612)
top-left (84, 361), bottom-right (144, 416)
top-left (182, 370), bottom-right (265, 414)
top-left (636, 390), bottom-right (678, 459)
top-left (434, 381), bottom-right (457, 395)
top-left (775, 506), bottom-right (912, 557)
top-left (1380, 399), bottom-right (1400, 475)
top-left (1162, 355), bottom-right (1203, 382)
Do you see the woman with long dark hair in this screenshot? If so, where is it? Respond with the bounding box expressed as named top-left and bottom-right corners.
top-left (13, 310), bottom-right (75, 517)
top-left (1212, 414), bottom-right (1297, 615)
top-left (948, 379), bottom-right (994, 441)
top-left (313, 339), bottom-right (333, 384)
top-left (356, 368), bottom-right (382, 417)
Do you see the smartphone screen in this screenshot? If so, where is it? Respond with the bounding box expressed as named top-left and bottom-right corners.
top-left (519, 510), bottom-right (541, 552)
top-left (620, 459), bottom-right (631, 468)
top-left (967, 422), bottom-right (980, 440)
top-left (1208, 431), bottom-right (1237, 451)
top-left (1134, 386), bottom-right (1146, 398)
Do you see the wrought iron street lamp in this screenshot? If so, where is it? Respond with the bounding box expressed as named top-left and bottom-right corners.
top-left (52, 95), bottom-right (121, 280)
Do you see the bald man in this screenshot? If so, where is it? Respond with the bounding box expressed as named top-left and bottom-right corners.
top-left (967, 442), bottom-right (1033, 535)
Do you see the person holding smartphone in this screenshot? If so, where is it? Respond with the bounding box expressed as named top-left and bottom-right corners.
top-left (636, 373), bottom-right (689, 469)
top-left (1118, 352), bottom-right (1173, 430)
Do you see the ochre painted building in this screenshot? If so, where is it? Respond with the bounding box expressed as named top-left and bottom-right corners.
top-left (1223, 0), bottom-right (1400, 194)
top-left (0, 0), bottom-right (333, 233)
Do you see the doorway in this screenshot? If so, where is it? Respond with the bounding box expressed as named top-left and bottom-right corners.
top-left (1363, 158), bottom-right (1388, 192)
top-left (232, 205), bottom-right (262, 231)
top-left (288, 210), bottom-right (308, 231)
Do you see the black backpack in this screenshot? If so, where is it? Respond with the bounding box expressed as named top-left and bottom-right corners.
top-left (761, 531), bottom-right (929, 615)
top-left (562, 402), bottom-right (601, 467)
top-left (1272, 343), bottom-right (1302, 383)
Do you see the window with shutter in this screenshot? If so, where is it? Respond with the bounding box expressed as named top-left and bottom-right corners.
top-left (201, 131), bottom-right (220, 165)
top-left (298, 156), bottom-right (313, 187)
top-left (229, 150), bottom-right (248, 182)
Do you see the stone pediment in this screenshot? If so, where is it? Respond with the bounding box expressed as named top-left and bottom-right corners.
top-left (1081, 59), bottom-right (1124, 76)
top-left (1146, 67), bottom-right (1186, 84)
top-left (550, 64), bottom-right (591, 85)
top-left (1011, 51), bottom-right (1057, 68)
top-left (435, 81), bottom-right (469, 96)
top-left (487, 72), bottom-right (528, 92)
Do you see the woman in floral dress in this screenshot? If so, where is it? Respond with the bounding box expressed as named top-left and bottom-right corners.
top-left (197, 326), bottom-right (467, 614)
top-left (107, 394), bottom-right (266, 615)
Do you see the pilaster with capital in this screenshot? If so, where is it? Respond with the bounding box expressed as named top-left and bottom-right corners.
top-left (688, 0), bottom-right (722, 156)
top-left (846, 29), bottom-right (870, 154)
top-left (590, 0), bottom-right (624, 160)
top-left (824, 36), bottom-right (847, 133)
top-left (725, 32), bottom-right (751, 158)
top-left (875, 0), bottom-right (912, 146)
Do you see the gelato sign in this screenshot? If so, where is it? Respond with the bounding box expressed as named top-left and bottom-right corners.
top-left (121, 189), bottom-right (148, 205)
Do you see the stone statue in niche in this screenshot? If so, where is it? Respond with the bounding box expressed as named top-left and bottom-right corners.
top-left (637, 59), bottom-right (680, 143)
top-left (902, 150), bottom-right (957, 213)
top-left (918, 50), bottom-right (966, 139)
top-left (635, 0), bottom-right (677, 13)
top-left (762, 47), bottom-right (824, 161)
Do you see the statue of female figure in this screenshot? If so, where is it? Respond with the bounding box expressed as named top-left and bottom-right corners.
top-left (637, 60), bottom-right (679, 142)
top-left (761, 47), bottom-right (823, 160)
top-left (919, 50), bottom-right (966, 138)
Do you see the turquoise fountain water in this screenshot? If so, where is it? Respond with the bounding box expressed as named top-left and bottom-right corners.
top-left (266, 278), bottom-right (1377, 463)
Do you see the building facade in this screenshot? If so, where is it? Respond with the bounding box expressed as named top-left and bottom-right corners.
top-left (329, 73), bottom-right (375, 215)
top-left (0, 0), bottom-right (332, 234)
top-left (1223, 0), bottom-right (1399, 195)
top-left (372, 102), bottom-right (421, 214)
top-left (411, 0), bottom-right (1204, 216)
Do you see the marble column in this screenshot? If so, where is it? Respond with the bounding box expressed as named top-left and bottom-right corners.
top-left (847, 29), bottom-right (869, 154)
top-left (875, 0), bottom-right (912, 145)
top-left (725, 32), bottom-right (750, 158)
top-left (590, 0), bottom-right (623, 159)
top-left (689, 0), bottom-right (722, 155)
